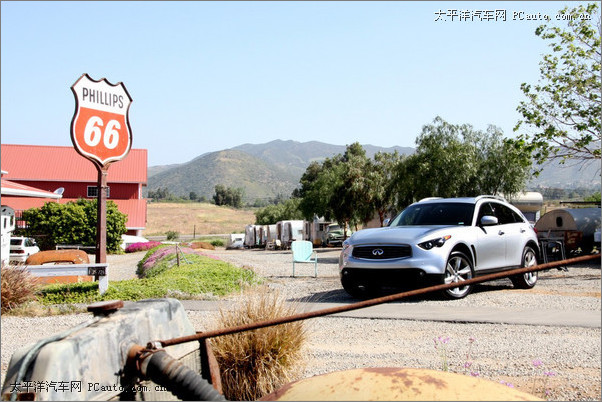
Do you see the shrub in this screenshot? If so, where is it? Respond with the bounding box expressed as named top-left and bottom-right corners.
top-left (136, 244), bottom-right (171, 277)
top-left (1, 265), bottom-right (41, 313)
top-left (125, 241), bottom-right (162, 253)
top-left (210, 290), bottom-right (307, 400)
top-left (165, 230), bottom-right (179, 241)
top-left (21, 199), bottom-right (127, 252)
top-left (210, 239), bottom-right (225, 247)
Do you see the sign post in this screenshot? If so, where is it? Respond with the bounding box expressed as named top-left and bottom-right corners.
top-left (70, 74), bottom-right (132, 263)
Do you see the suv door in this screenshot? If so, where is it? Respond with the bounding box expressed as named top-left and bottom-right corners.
top-left (474, 202), bottom-right (506, 271)
top-left (492, 202), bottom-right (529, 266)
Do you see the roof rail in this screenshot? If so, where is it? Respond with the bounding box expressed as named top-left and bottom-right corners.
top-left (417, 197), bottom-right (443, 202)
top-left (475, 195), bottom-right (507, 202)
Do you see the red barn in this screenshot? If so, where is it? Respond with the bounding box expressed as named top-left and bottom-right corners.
top-left (1, 144), bottom-right (147, 236)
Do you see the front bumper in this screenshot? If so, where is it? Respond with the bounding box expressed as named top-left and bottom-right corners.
top-left (339, 244), bottom-right (449, 276)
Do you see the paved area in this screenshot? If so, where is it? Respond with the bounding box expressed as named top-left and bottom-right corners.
top-left (180, 298), bottom-right (602, 328)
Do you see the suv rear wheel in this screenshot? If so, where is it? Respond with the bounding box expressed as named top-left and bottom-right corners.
top-left (442, 251), bottom-right (474, 299)
top-left (511, 246), bottom-right (538, 289)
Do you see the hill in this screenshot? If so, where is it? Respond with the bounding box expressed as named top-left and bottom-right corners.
top-left (231, 139), bottom-right (413, 178)
top-left (147, 140), bottom-right (600, 202)
top-left (147, 140), bottom-right (413, 202)
top-left (148, 149), bottom-right (300, 203)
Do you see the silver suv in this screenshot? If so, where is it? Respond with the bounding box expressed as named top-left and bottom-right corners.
top-left (339, 196), bottom-right (539, 299)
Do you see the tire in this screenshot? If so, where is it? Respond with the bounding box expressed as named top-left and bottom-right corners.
top-left (511, 246), bottom-right (538, 289)
top-left (441, 251), bottom-right (474, 300)
top-left (341, 274), bottom-right (376, 299)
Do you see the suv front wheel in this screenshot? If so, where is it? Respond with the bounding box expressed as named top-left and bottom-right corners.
top-left (442, 251), bottom-right (474, 300)
top-left (510, 246), bottom-right (538, 289)
top-left (341, 272), bottom-right (376, 299)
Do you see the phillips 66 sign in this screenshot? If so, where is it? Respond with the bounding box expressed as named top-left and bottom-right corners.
top-left (70, 74), bottom-right (133, 167)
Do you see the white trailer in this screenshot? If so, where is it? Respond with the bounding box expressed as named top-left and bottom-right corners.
top-left (280, 220), bottom-right (305, 249)
top-left (244, 224), bottom-right (257, 248)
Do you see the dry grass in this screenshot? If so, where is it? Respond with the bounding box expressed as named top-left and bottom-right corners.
top-left (209, 289), bottom-right (308, 401)
top-left (144, 202), bottom-right (256, 236)
top-left (1, 264), bottom-right (41, 314)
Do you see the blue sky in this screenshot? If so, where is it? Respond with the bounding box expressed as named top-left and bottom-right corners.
top-left (1, 1), bottom-right (591, 166)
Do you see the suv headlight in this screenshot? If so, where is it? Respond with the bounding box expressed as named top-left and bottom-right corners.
top-left (418, 235), bottom-right (451, 250)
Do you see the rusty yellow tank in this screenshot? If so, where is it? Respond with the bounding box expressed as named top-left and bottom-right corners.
top-left (260, 367), bottom-right (542, 401)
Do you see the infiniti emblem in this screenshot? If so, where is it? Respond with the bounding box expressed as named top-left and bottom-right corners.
top-left (372, 248), bottom-right (384, 256)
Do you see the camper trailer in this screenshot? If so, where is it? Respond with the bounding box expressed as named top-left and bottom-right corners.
top-left (278, 220), bottom-right (305, 249)
top-left (1, 206), bottom-right (16, 266)
top-left (244, 224), bottom-right (257, 248)
top-left (535, 207), bottom-right (601, 256)
top-left (308, 217), bottom-right (332, 247)
top-left (256, 225), bottom-right (268, 248)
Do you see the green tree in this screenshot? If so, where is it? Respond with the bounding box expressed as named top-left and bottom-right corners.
top-left (297, 143), bottom-right (373, 234)
top-left (22, 199), bottom-right (127, 252)
top-left (394, 117), bottom-right (533, 208)
top-left (254, 198), bottom-right (303, 225)
top-left (213, 185), bottom-right (244, 208)
top-left (513, 3), bottom-right (601, 167)
top-left (368, 151), bottom-right (402, 226)
top-left (331, 143), bottom-right (372, 232)
top-left (297, 159), bottom-right (343, 222)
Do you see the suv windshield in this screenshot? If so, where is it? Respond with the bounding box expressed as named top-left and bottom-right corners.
top-left (389, 203), bottom-right (475, 226)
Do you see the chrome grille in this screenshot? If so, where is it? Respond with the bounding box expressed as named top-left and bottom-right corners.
top-left (352, 245), bottom-right (412, 260)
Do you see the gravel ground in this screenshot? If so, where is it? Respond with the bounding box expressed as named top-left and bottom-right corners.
top-left (1, 247), bottom-right (600, 400)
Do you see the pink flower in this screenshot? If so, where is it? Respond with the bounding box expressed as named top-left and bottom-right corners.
top-left (532, 359), bottom-right (543, 367)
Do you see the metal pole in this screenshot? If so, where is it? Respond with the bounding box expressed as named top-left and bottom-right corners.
top-left (95, 165), bottom-right (108, 264)
top-left (157, 253), bottom-right (600, 348)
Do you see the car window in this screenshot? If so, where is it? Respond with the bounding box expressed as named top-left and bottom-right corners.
top-left (477, 202), bottom-right (524, 225)
top-left (495, 203), bottom-right (524, 224)
top-left (390, 203), bottom-right (474, 226)
top-left (477, 202), bottom-right (497, 225)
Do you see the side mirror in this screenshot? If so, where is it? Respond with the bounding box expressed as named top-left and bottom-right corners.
top-left (480, 215), bottom-right (498, 226)
top-left (383, 218), bottom-right (390, 227)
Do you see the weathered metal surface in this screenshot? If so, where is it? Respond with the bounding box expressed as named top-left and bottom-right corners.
top-left (158, 254), bottom-right (600, 348)
top-left (259, 367), bottom-right (542, 401)
top-left (200, 339), bottom-right (223, 394)
top-left (87, 300), bottom-right (124, 316)
top-left (2, 299), bottom-right (198, 401)
top-left (25, 249), bottom-right (89, 265)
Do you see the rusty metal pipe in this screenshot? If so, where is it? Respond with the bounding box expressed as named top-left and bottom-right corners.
top-left (158, 253), bottom-right (600, 348)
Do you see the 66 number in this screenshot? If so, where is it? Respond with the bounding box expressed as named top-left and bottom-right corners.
top-left (84, 116), bottom-right (121, 149)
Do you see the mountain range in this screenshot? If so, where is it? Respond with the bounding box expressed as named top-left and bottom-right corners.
top-left (147, 140), bottom-right (600, 202)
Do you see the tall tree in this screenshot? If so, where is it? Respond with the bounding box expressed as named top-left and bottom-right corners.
top-left (297, 158), bottom-right (343, 222)
top-left (513, 3), bottom-right (601, 167)
top-left (367, 151), bottom-right (402, 226)
top-left (394, 116), bottom-right (533, 208)
top-left (213, 185), bottom-right (244, 208)
top-left (331, 143), bottom-right (372, 232)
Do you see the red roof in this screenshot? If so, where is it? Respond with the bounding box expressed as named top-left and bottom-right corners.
top-left (0, 144), bottom-right (147, 184)
top-left (0, 178), bottom-right (63, 199)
